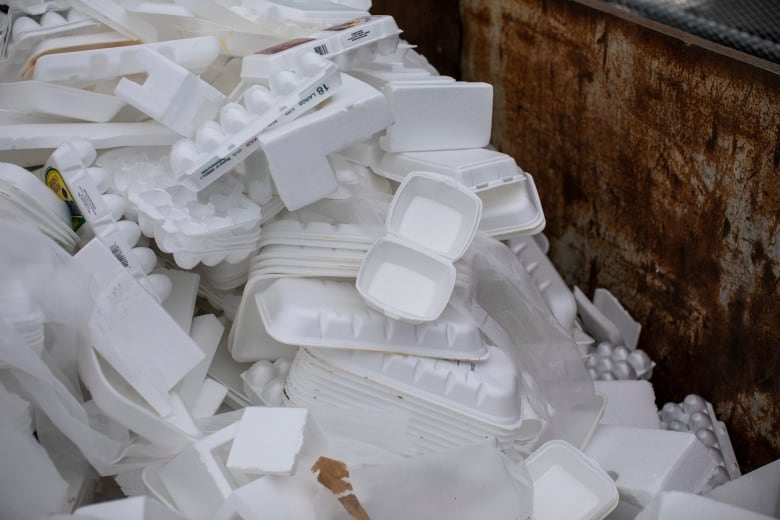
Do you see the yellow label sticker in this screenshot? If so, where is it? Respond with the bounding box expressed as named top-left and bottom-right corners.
top-left (45, 167), bottom-right (84, 230)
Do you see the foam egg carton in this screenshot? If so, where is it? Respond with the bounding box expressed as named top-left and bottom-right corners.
top-left (0, 8), bottom-right (99, 78)
top-left (43, 140), bottom-right (170, 301)
top-left (240, 357), bottom-right (293, 407)
top-left (32, 36), bottom-right (221, 85)
top-left (584, 341), bottom-right (655, 381)
top-left (659, 394), bottom-right (741, 488)
top-left (169, 52), bottom-right (341, 192)
top-left (109, 155), bottom-right (263, 269)
top-left (241, 15), bottom-right (401, 78)
top-left (10, 0), bottom-right (69, 16)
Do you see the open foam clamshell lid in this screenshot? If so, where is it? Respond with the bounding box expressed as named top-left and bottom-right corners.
top-left (356, 171), bottom-right (482, 323)
top-left (526, 440), bottom-right (619, 520)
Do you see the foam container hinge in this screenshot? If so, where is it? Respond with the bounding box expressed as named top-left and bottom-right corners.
top-left (357, 171), bottom-right (482, 323)
top-left (114, 46), bottom-right (226, 138)
top-left (240, 15), bottom-right (401, 78)
top-left (378, 79), bottom-right (493, 152)
top-left (254, 277), bottom-right (489, 360)
top-left (169, 51), bottom-right (341, 192)
top-left (372, 147), bottom-right (546, 238)
top-left (32, 36), bottom-right (221, 85)
top-left (43, 140), bottom-right (171, 301)
top-left (243, 73), bottom-right (393, 211)
top-left (526, 440), bottom-right (619, 520)
top-left (508, 235), bottom-right (577, 332)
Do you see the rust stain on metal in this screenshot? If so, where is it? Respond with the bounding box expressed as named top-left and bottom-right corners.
top-left (461, 0), bottom-right (780, 471)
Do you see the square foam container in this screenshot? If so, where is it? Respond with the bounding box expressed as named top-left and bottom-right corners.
top-left (526, 440), bottom-right (619, 520)
top-left (356, 171), bottom-right (482, 323)
top-left (371, 148), bottom-right (546, 238)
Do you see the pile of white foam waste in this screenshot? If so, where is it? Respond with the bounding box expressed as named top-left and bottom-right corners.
top-left (0, 1), bottom-right (778, 519)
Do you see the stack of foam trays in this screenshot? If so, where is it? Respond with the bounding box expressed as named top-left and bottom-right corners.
top-left (0, 2), bottom-right (777, 520)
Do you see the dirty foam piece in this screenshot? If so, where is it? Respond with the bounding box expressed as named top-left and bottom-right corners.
top-left (226, 407), bottom-right (321, 477)
top-left (635, 491), bottom-right (775, 520)
top-left (594, 380), bottom-right (660, 429)
top-left (357, 171), bottom-right (482, 323)
top-left (526, 440), bottom-right (618, 520)
top-left (585, 425), bottom-right (719, 508)
top-left (592, 289), bottom-right (641, 351)
top-left (253, 73), bottom-right (392, 211)
top-left (379, 80), bottom-right (493, 152)
top-left (705, 458), bottom-right (780, 517)
top-left (73, 496), bottom-right (185, 520)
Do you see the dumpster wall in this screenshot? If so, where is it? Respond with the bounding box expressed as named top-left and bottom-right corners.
top-left (459, 0), bottom-right (780, 471)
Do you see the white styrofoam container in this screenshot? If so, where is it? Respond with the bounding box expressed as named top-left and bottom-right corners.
top-left (526, 440), bottom-right (619, 520)
top-left (357, 171), bottom-right (482, 323)
top-left (311, 345), bottom-right (518, 426)
top-left (379, 80), bottom-right (493, 152)
top-left (255, 277), bottom-right (489, 360)
top-left (372, 148), bottom-right (546, 238)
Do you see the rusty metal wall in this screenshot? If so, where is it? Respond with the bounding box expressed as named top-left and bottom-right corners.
top-left (371, 0), bottom-right (462, 77)
top-left (460, 0), bottom-right (780, 471)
